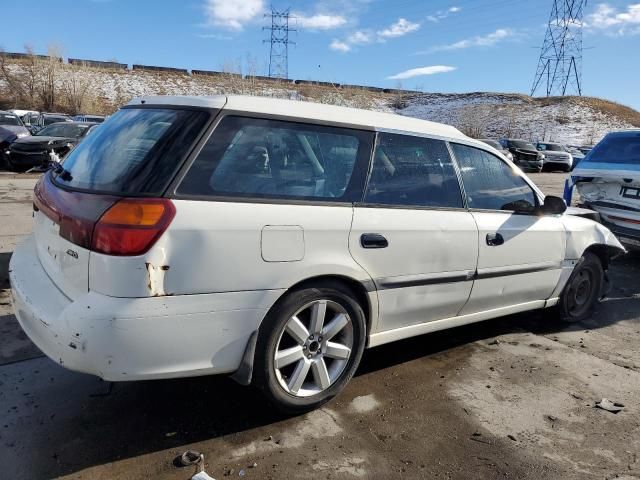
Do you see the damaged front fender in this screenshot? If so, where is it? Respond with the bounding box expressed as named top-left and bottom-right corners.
top-left (561, 213), bottom-right (626, 265)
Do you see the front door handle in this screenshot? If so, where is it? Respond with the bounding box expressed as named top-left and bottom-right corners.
top-left (486, 233), bottom-right (504, 246)
top-left (361, 233), bottom-right (389, 249)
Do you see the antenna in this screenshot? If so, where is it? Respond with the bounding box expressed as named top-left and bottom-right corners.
top-left (263, 8), bottom-right (295, 79)
top-left (531, 0), bottom-right (587, 97)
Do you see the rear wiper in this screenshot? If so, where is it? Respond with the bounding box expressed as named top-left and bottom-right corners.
top-left (50, 163), bottom-right (73, 181)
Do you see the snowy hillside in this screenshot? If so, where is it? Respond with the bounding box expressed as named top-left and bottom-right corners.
top-left (1, 59), bottom-right (638, 146)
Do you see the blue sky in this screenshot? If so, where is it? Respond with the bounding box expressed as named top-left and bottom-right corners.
top-left (1, 0), bottom-right (639, 109)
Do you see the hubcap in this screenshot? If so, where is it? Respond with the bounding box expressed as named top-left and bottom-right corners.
top-left (274, 299), bottom-right (354, 397)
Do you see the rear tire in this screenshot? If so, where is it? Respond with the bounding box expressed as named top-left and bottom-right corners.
top-left (253, 282), bottom-right (366, 414)
top-left (558, 253), bottom-right (604, 323)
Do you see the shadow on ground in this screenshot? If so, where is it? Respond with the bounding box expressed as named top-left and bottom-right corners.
top-left (1, 253), bottom-right (638, 479)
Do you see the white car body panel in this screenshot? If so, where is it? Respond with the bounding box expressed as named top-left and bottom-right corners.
top-left (33, 210), bottom-right (89, 299)
top-left (460, 212), bottom-right (565, 314)
top-left (9, 95), bottom-right (626, 384)
top-left (12, 237), bottom-right (283, 381)
top-left (349, 208), bottom-right (478, 332)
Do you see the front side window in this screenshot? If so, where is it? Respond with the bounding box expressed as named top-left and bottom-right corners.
top-left (178, 116), bottom-right (373, 202)
top-left (364, 133), bottom-right (463, 208)
top-left (452, 143), bottom-right (538, 211)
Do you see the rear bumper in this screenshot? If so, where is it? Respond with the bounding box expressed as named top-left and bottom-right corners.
top-left (10, 236), bottom-right (284, 381)
top-left (583, 202), bottom-right (640, 249)
top-left (600, 219), bottom-right (640, 249)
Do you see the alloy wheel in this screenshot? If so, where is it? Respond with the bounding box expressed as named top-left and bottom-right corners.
top-left (273, 299), bottom-right (354, 397)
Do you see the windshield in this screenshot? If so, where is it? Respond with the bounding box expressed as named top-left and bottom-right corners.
top-left (85, 116), bottom-right (105, 123)
top-left (508, 140), bottom-right (536, 150)
top-left (54, 107), bottom-right (209, 194)
top-left (585, 133), bottom-right (640, 165)
top-left (537, 143), bottom-right (565, 152)
top-left (0, 113), bottom-right (22, 126)
top-left (44, 116), bottom-right (70, 125)
top-left (37, 123), bottom-right (90, 138)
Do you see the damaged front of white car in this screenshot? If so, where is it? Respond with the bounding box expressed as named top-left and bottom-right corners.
top-left (570, 129), bottom-right (640, 250)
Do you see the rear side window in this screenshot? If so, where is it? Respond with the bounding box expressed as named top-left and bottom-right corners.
top-left (364, 133), bottom-right (463, 208)
top-left (452, 143), bottom-right (537, 211)
top-left (55, 108), bottom-right (209, 194)
top-left (586, 133), bottom-right (640, 165)
top-left (177, 116), bottom-right (373, 202)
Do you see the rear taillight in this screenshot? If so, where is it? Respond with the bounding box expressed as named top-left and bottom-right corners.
top-left (91, 198), bottom-right (176, 256)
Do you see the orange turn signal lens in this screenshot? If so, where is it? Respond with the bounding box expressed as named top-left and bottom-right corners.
top-left (100, 200), bottom-right (168, 226)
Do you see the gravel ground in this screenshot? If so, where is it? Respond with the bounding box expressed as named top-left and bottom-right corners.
top-left (0, 172), bottom-right (638, 480)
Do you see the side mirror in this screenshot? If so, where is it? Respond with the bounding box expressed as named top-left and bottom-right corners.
top-left (541, 195), bottom-right (567, 215)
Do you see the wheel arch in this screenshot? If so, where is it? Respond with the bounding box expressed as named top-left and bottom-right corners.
top-left (230, 274), bottom-right (376, 387)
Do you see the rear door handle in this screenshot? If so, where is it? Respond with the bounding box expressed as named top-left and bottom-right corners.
top-left (486, 233), bottom-right (504, 246)
top-left (361, 233), bottom-right (389, 249)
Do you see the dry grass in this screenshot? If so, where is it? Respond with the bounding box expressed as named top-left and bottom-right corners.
top-left (535, 96), bottom-right (640, 127)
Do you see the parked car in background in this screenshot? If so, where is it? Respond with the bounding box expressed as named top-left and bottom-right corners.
top-left (9, 109), bottom-right (39, 121)
top-left (7, 121), bottom-right (97, 171)
top-left (72, 114), bottom-right (106, 123)
top-left (567, 146), bottom-right (586, 165)
top-left (479, 139), bottom-right (514, 161)
top-left (500, 138), bottom-right (544, 172)
top-left (0, 111), bottom-right (31, 164)
top-left (10, 95), bottom-right (624, 413)
top-left (21, 111), bottom-right (40, 130)
top-left (536, 142), bottom-right (573, 172)
top-left (571, 129), bottom-right (640, 251)
top-left (29, 113), bottom-right (73, 134)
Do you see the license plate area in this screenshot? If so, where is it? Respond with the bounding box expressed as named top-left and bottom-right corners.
top-left (620, 186), bottom-right (640, 200)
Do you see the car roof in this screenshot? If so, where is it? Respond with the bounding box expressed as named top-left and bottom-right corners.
top-left (127, 95), bottom-right (468, 141)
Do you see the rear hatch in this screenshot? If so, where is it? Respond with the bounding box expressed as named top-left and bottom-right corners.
top-left (573, 130), bottom-right (640, 239)
top-left (31, 104), bottom-right (212, 299)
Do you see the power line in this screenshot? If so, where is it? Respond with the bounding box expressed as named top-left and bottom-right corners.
top-left (263, 8), bottom-right (295, 79)
top-left (531, 0), bottom-right (587, 97)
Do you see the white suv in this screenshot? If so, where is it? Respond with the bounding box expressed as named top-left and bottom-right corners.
top-left (10, 95), bottom-right (624, 412)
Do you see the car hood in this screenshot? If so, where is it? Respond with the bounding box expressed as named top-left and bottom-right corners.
top-left (511, 147), bottom-right (539, 155)
top-left (0, 125), bottom-right (30, 141)
top-left (542, 150), bottom-right (570, 158)
top-left (12, 135), bottom-right (76, 146)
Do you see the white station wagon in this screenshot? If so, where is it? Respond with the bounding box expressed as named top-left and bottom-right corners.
top-left (10, 95), bottom-right (624, 412)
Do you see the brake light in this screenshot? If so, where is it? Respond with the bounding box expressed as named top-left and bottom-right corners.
top-left (92, 199), bottom-right (176, 256)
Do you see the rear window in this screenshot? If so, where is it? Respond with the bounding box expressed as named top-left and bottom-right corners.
top-left (55, 107), bottom-right (209, 194)
top-left (585, 133), bottom-right (640, 165)
top-left (177, 116), bottom-right (373, 202)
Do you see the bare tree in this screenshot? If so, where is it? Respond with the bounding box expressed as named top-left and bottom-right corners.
top-left (456, 104), bottom-right (493, 138)
top-left (61, 63), bottom-right (92, 114)
top-left (40, 45), bottom-right (63, 111)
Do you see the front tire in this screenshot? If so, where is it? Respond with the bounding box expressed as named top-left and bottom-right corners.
top-left (253, 282), bottom-right (366, 414)
top-left (558, 253), bottom-right (604, 322)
